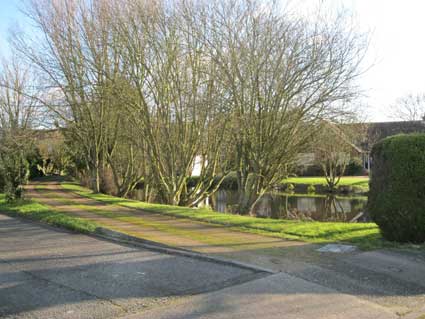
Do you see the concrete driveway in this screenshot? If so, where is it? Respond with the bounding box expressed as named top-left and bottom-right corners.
top-left (2, 214), bottom-right (420, 319)
top-left (133, 272), bottom-right (397, 319)
top-left (0, 214), bottom-right (262, 319)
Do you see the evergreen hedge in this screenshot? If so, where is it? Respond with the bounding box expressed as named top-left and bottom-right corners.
top-left (368, 134), bottom-right (425, 243)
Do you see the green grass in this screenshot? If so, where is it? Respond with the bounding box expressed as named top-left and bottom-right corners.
top-left (61, 182), bottom-right (389, 250)
top-left (0, 194), bottom-right (98, 233)
top-left (284, 176), bottom-right (369, 191)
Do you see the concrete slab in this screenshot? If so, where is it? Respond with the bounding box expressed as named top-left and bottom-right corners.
top-left (0, 214), bottom-right (261, 319)
top-left (132, 272), bottom-right (398, 319)
top-left (317, 244), bottom-right (357, 253)
top-left (0, 261), bottom-right (122, 319)
top-left (345, 250), bottom-right (425, 288)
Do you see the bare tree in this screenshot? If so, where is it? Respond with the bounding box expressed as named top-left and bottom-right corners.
top-left (314, 120), bottom-right (365, 190)
top-left (13, 0), bottom-right (106, 192)
top-left (10, 0), bottom-right (367, 214)
top-left (15, 0), bottom-right (145, 195)
top-left (199, 0), bottom-right (367, 213)
top-left (0, 57), bottom-right (38, 200)
top-left (390, 93), bottom-right (425, 121)
top-left (116, 0), bottom-right (232, 206)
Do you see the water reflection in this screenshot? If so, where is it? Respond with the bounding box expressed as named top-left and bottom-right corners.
top-left (209, 190), bottom-right (369, 223)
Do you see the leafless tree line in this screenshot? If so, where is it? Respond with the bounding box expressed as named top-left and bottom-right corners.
top-left (0, 0), bottom-right (367, 211)
top-left (0, 57), bottom-right (39, 200)
top-left (390, 92), bottom-right (425, 121)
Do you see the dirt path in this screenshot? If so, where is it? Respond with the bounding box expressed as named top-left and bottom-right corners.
top-left (25, 178), bottom-right (425, 318)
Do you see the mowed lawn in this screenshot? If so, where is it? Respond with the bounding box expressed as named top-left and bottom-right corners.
top-left (284, 176), bottom-right (369, 191)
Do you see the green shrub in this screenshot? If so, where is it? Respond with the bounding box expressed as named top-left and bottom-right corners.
top-left (219, 172), bottom-right (238, 190)
top-left (294, 164), bottom-right (323, 176)
top-left (186, 175), bottom-right (200, 188)
top-left (27, 148), bottom-right (44, 178)
top-left (307, 184), bottom-right (316, 194)
top-left (345, 157), bottom-right (364, 176)
top-left (186, 173), bottom-right (238, 190)
top-left (367, 134), bottom-right (425, 243)
top-left (0, 150), bottom-right (30, 202)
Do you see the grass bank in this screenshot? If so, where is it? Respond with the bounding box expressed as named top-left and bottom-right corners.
top-left (0, 194), bottom-right (98, 233)
top-left (283, 176), bottom-right (369, 191)
top-left (62, 182), bottom-right (387, 250)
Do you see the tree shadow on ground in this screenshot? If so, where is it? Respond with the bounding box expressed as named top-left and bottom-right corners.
top-left (1, 214), bottom-right (425, 319)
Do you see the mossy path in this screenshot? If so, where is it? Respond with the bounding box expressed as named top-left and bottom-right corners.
top-left (26, 180), bottom-right (307, 261)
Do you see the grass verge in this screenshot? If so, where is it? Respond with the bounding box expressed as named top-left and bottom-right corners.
top-left (61, 182), bottom-right (389, 250)
top-left (0, 194), bottom-right (98, 233)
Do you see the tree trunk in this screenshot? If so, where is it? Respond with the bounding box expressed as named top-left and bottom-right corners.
top-left (92, 162), bottom-right (101, 193)
top-left (236, 172), bottom-right (260, 214)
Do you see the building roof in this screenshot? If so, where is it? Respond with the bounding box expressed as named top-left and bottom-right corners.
top-left (363, 120), bottom-right (425, 150)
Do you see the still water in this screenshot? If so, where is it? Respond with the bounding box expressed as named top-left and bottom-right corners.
top-left (207, 190), bottom-right (368, 223)
top-left (131, 189), bottom-right (369, 223)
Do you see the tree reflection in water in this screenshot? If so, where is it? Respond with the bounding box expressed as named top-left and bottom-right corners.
top-left (210, 190), bottom-right (368, 223)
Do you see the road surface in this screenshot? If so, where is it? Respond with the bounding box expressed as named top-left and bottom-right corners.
top-left (0, 214), bottom-right (261, 318)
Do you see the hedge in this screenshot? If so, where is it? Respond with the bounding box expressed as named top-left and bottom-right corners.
top-left (367, 134), bottom-right (425, 243)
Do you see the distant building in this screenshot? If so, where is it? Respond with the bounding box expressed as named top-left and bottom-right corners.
top-left (361, 120), bottom-right (425, 170)
top-left (361, 120), bottom-right (425, 146)
top-left (191, 155), bottom-right (206, 177)
top-left (296, 120), bottom-right (425, 173)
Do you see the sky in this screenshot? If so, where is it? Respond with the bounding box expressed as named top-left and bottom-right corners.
top-left (0, 1), bottom-right (26, 52)
top-left (1, 0), bottom-right (425, 122)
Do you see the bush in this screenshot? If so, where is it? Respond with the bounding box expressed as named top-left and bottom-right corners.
top-left (5, 184), bottom-right (24, 202)
top-left (307, 184), bottom-right (316, 194)
top-left (186, 173), bottom-right (238, 190)
top-left (0, 149), bottom-right (30, 202)
top-left (27, 148), bottom-right (44, 178)
top-left (186, 175), bottom-right (201, 188)
top-left (294, 164), bottom-right (323, 176)
top-left (345, 157), bottom-right (364, 176)
top-left (367, 134), bottom-right (425, 243)
top-left (219, 172), bottom-right (238, 190)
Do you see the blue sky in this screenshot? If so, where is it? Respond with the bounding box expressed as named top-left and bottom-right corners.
top-left (0, 0), bottom-right (26, 55)
top-left (1, 0), bottom-right (425, 122)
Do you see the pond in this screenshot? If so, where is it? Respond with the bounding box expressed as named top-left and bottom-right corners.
top-left (206, 190), bottom-right (369, 223)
